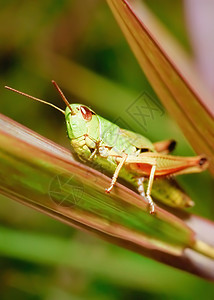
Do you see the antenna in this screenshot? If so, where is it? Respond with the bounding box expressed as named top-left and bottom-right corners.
top-left (51, 80), bottom-right (73, 113)
top-left (5, 85), bottom-right (65, 115)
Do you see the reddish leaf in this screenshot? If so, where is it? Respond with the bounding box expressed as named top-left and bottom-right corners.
top-left (106, 0), bottom-right (214, 174)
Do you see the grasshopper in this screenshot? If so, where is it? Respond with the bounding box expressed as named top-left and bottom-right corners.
top-left (5, 81), bottom-right (209, 214)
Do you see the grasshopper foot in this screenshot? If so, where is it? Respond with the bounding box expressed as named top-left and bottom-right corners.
top-left (105, 186), bottom-right (113, 194)
top-left (149, 206), bottom-right (155, 215)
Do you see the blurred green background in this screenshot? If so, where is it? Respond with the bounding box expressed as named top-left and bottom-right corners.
top-left (0, 0), bottom-right (214, 299)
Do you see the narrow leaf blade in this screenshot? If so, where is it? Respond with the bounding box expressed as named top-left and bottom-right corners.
top-left (106, 0), bottom-right (214, 174)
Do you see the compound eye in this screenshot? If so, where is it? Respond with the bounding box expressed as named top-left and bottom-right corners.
top-left (80, 106), bottom-right (93, 121)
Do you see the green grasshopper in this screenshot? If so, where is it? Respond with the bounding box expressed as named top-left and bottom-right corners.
top-left (5, 81), bottom-right (209, 214)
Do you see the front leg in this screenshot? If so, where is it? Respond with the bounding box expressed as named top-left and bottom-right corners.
top-left (89, 148), bottom-right (97, 160)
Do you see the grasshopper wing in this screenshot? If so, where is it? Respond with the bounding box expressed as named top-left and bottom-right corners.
top-left (120, 129), bottom-right (155, 152)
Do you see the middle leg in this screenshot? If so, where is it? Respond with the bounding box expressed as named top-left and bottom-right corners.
top-left (105, 153), bottom-right (128, 193)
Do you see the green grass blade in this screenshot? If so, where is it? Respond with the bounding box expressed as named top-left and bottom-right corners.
top-left (0, 225), bottom-right (213, 296)
top-left (0, 114), bottom-right (214, 279)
